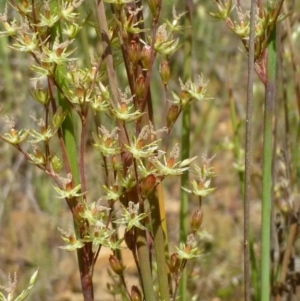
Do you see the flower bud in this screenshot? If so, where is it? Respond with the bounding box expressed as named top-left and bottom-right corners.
top-left (159, 60), bottom-right (170, 85)
top-left (109, 254), bottom-right (123, 275)
top-left (131, 285), bottom-right (142, 301)
top-left (124, 230), bottom-right (135, 251)
top-left (135, 74), bottom-right (145, 101)
top-left (30, 86), bottom-right (50, 105)
top-left (52, 107), bottom-right (67, 128)
top-left (140, 174), bottom-right (156, 198)
top-left (167, 105), bottom-right (179, 129)
top-left (29, 269), bottom-right (39, 286)
top-left (33, 147), bottom-right (46, 165)
top-left (99, 82), bottom-right (110, 101)
top-left (169, 253), bottom-right (180, 275)
top-left (128, 40), bottom-right (140, 66)
top-left (51, 155), bottom-right (63, 173)
top-left (73, 203), bottom-right (84, 223)
top-left (191, 208), bottom-right (203, 232)
top-left (65, 24), bottom-right (80, 39)
top-left (141, 45), bottom-right (151, 69)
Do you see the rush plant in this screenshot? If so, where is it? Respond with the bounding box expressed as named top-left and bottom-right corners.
top-left (0, 1), bottom-right (214, 300)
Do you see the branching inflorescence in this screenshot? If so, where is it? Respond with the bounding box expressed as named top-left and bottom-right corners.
top-left (0, 1), bottom-right (214, 300)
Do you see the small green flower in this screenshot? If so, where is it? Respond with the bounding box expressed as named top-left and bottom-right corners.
top-left (36, 13), bottom-right (60, 28)
top-left (51, 155), bottom-right (63, 173)
top-left (118, 170), bottom-right (136, 192)
top-left (137, 158), bottom-right (158, 178)
top-left (90, 95), bottom-right (109, 113)
top-left (53, 183), bottom-right (84, 199)
top-left (1, 116), bottom-right (30, 145)
top-left (68, 87), bottom-right (93, 105)
top-left (113, 6), bottom-right (148, 35)
top-left (1, 129), bottom-right (29, 145)
top-left (27, 146), bottom-right (46, 166)
top-left (165, 6), bottom-right (187, 33)
top-left (82, 226), bottom-right (116, 252)
top-left (60, 0), bottom-right (83, 23)
top-left (53, 174), bottom-right (85, 199)
top-left (114, 202), bottom-right (148, 231)
top-left (79, 201), bottom-right (110, 226)
top-left (110, 103), bottom-right (143, 122)
top-left (172, 75), bottom-right (212, 108)
top-left (0, 16), bottom-right (19, 37)
top-left (149, 144), bottom-right (197, 177)
top-left (63, 23), bottom-right (81, 39)
top-left (209, 0), bottom-right (233, 20)
top-left (30, 64), bottom-right (53, 79)
top-left (36, 2), bottom-right (60, 28)
top-left (102, 182), bottom-right (124, 202)
top-left (9, 32), bottom-right (39, 52)
top-left (58, 226), bottom-right (84, 251)
top-left (41, 38), bottom-right (76, 65)
top-left (110, 87), bottom-right (144, 122)
top-left (93, 126), bottom-right (121, 157)
top-left (233, 20), bottom-right (250, 39)
top-left (153, 23), bottom-right (180, 56)
top-left (174, 234), bottom-right (201, 260)
top-left (30, 82), bottom-right (50, 105)
top-left (124, 125), bottom-right (159, 159)
top-left (182, 178), bottom-right (215, 197)
top-left (29, 126), bottom-right (55, 143)
top-left (182, 155), bottom-right (216, 197)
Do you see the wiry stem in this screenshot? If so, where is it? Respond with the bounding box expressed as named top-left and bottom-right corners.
top-left (244, 1), bottom-right (257, 300)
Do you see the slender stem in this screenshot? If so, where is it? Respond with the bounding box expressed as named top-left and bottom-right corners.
top-left (149, 191), bottom-right (171, 301)
top-left (120, 274), bottom-right (132, 301)
top-left (260, 27), bottom-right (276, 301)
top-left (244, 1), bottom-right (256, 300)
top-left (179, 1), bottom-right (193, 300)
top-left (79, 115), bottom-right (87, 201)
top-left (136, 213), bottom-right (156, 301)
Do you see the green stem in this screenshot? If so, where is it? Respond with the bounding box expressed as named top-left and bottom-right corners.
top-left (136, 226), bottom-right (156, 301)
top-left (260, 27), bottom-right (276, 301)
top-left (179, 1), bottom-right (193, 300)
top-left (244, 1), bottom-right (256, 300)
top-left (150, 191), bottom-right (171, 301)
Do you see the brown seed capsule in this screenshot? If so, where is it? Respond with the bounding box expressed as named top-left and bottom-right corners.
top-left (109, 254), bottom-right (123, 275)
top-left (159, 60), bottom-right (170, 85)
top-left (124, 230), bottom-right (135, 251)
top-left (131, 285), bottom-right (142, 301)
top-left (169, 253), bottom-right (180, 275)
top-left (140, 174), bottom-right (156, 198)
top-left (141, 45), bottom-right (151, 69)
top-left (128, 40), bottom-right (140, 66)
top-left (167, 105), bottom-right (179, 129)
top-left (135, 74), bottom-right (145, 101)
top-left (191, 208), bottom-right (203, 232)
